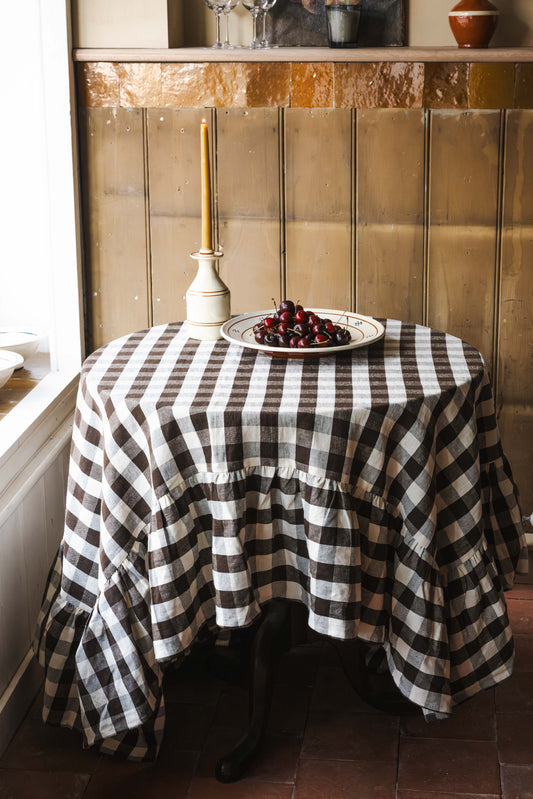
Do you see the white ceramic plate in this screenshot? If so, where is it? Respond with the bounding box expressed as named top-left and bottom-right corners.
top-left (221, 309), bottom-right (385, 358)
top-left (0, 350), bottom-right (25, 389)
top-left (0, 328), bottom-right (42, 365)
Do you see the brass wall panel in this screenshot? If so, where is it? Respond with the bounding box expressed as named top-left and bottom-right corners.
top-left (498, 109), bottom-right (533, 511)
top-left (356, 109), bottom-right (425, 323)
top-left (216, 109), bottom-right (282, 312)
top-left (77, 100), bottom-right (533, 529)
top-left (79, 107), bottom-right (150, 350)
top-left (284, 108), bottom-right (352, 309)
top-left (147, 108), bottom-right (208, 326)
top-left (427, 109), bottom-right (501, 366)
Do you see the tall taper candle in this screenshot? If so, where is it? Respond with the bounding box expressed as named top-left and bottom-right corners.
top-left (200, 119), bottom-right (213, 252)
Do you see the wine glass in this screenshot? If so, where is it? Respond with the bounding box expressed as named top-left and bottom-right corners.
top-left (260, 0), bottom-right (278, 48)
top-left (241, 0), bottom-right (264, 48)
top-left (222, 0), bottom-right (240, 49)
top-left (203, 0), bottom-right (228, 49)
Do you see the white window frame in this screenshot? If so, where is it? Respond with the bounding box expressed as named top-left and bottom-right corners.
top-left (0, 0), bottom-right (83, 480)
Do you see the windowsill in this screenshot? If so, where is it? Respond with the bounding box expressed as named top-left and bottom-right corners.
top-left (0, 368), bottom-right (79, 498)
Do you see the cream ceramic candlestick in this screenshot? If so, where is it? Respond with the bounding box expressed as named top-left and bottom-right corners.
top-left (186, 119), bottom-right (231, 341)
top-left (186, 249), bottom-right (230, 340)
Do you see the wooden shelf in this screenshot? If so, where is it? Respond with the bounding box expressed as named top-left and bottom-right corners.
top-left (73, 46), bottom-right (533, 63)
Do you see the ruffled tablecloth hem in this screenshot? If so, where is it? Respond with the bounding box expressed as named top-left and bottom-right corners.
top-left (33, 459), bottom-right (524, 760)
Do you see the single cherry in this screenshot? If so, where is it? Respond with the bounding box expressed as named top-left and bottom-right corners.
top-left (255, 331), bottom-right (265, 344)
top-left (279, 311), bottom-right (293, 324)
top-left (277, 322), bottom-right (289, 335)
top-left (289, 336), bottom-right (300, 348)
top-left (264, 333), bottom-right (278, 347)
top-left (264, 317), bottom-right (276, 329)
top-left (297, 337), bottom-right (309, 348)
top-left (278, 334), bottom-right (291, 347)
top-left (294, 310), bottom-right (307, 323)
top-left (279, 300), bottom-right (295, 315)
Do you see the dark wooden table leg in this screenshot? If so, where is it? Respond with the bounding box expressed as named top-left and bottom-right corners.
top-left (332, 638), bottom-right (420, 716)
top-left (215, 599), bottom-right (290, 783)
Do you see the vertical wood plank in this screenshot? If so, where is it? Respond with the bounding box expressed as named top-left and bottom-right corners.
top-left (43, 447), bottom-right (69, 565)
top-left (0, 507), bottom-right (29, 697)
top-left (21, 478), bottom-right (50, 636)
top-left (498, 109), bottom-right (533, 517)
top-left (356, 109), bottom-right (425, 323)
top-left (216, 108), bottom-right (282, 313)
top-left (285, 108), bottom-right (352, 310)
top-left (147, 108), bottom-right (208, 326)
top-left (428, 109), bottom-right (501, 364)
top-left (79, 107), bottom-right (150, 351)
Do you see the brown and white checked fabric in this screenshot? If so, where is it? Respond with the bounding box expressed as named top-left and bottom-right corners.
top-left (33, 318), bottom-right (528, 760)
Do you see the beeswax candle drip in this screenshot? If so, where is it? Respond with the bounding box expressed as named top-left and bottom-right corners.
top-left (185, 119), bottom-right (230, 341)
top-left (200, 118), bottom-right (213, 252)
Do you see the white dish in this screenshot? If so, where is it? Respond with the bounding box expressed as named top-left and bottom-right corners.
top-left (220, 309), bottom-right (385, 358)
top-left (0, 327), bottom-right (42, 365)
top-left (0, 350), bottom-right (24, 389)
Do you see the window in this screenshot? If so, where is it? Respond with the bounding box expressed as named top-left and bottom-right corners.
top-left (0, 0), bottom-right (82, 466)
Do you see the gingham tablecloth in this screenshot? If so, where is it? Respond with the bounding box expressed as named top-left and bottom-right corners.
top-left (33, 319), bottom-right (528, 760)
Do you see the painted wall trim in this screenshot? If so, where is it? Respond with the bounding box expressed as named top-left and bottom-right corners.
top-left (0, 650), bottom-right (42, 758)
top-left (0, 414), bottom-right (74, 531)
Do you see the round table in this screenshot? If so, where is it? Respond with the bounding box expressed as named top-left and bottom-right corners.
top-left (34, 318), bottom-right (528, 762)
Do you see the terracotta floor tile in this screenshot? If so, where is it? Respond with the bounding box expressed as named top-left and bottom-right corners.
top-left (164, 660), bottom-right (225, 706)
top-left (507, 599), bottom-right (533, 636)
top-left (401, 689), bottom-right (495, 741)
top-left (196, 726), bottom-right (301, 783)
top-left (163, 701), bottom-right (216, 751)
top-left (508, 585), bottom-right (533, 601)
top-left (310, 665), bottom-right (384, 715)
top-left (93, 746), bottom-right (198, 778)
top-left (270, 682), bottom-right (311, 733)
top-left (0, 769), bottom-right (90, 799)
top-left (293, 757), bottom-right (397, 799)
top-left (0, 717), bottom-right (101, 773)
top-left (302, 710), bottom-right (399, 762)
top-left (396, 792), bottom-right (499, 799)
top-left (513, 635), bottom-right (533, 673)
top-left (497, 712), bottom-right (533, 764)
top-left (397, 738), bottom-right (500, 795)
top-left (84, 751), bottom-right (197, 798)
top-left (501, 763), bottom-right (533, 798)
top-left (187, 778), bottom-right (294, 798)
top-left (496, 671), bottom-right (533, 713)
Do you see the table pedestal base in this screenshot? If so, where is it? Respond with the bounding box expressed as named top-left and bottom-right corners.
top-left (215, 599), bottom-right (290, 783)
top-left (213, 601), bottom-right (419, 783)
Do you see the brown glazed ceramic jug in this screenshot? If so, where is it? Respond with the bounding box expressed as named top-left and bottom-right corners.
top-left (449, 0), bottom-right (499, 48)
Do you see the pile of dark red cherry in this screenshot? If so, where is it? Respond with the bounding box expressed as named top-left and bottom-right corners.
top-left (253, 300), bottom-right (352, 350)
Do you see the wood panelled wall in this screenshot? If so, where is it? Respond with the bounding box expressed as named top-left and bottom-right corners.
top-left (78, 105), bottom-right (533, 519)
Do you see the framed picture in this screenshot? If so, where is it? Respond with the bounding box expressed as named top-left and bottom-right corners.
top-left (269, 0), bottom-right (407, 47)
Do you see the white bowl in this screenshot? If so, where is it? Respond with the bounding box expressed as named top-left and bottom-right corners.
top-left (0, 327), bottom-right (43, 365)
top-left (0, 350), bottom-right (24, 389)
